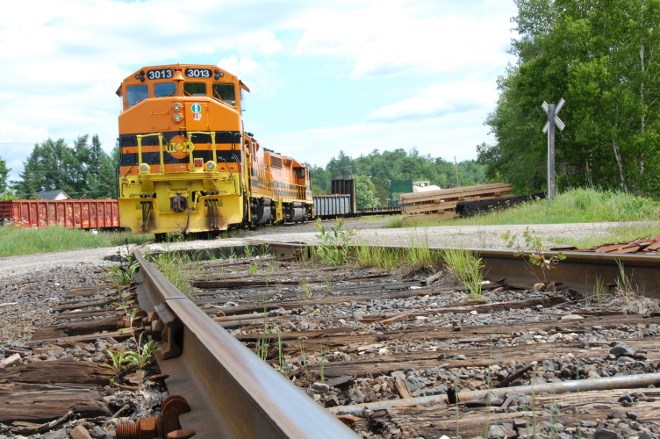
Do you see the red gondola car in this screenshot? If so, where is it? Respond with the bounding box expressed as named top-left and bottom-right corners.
top-left (0, 199), bottom-right (120, 230)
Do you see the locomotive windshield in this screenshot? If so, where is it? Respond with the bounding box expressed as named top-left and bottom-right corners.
top-left (184, 82), bottom-right (206, 96)
top-left (154, 82), bottom-right (176, 97)
top-left (127, 85), bottom-right (148, 107)
top-left (213, 84), bottom-right (236, 105)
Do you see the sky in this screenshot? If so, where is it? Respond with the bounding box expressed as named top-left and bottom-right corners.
top-left (0, 0), bottom-right (518, 182)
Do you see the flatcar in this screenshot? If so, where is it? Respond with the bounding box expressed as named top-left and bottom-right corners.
top-left (116, 63), bottom-right (313, 240)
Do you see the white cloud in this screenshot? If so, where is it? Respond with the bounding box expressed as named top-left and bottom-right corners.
top-left (368, 81), bottom-right (498, 122)
top-left (291, 0), bottom-right (514, 79)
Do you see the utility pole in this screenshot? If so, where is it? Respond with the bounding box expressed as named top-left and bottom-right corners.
top-left (542, 98), bottom-right (565, 199)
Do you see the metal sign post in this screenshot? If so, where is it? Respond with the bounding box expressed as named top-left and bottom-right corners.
top-left (542, 98), bottom-right (565, 199)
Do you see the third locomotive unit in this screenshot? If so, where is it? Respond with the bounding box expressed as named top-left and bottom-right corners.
top-left (116, 63), bottom-right (313, 240)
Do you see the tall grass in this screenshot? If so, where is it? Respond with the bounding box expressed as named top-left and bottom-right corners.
top-left (440, 249), bottom-right (484, 300)
top-left (386, 188), bottom-right (660, 228)
top-left (149, 251), bottom-right (200, 297)
top-left (450, 188), bottom-right (659, 225)
top-left (355, 234), bottom-right (440, 269)
top-left (0, 225), bottom-right (152, 257)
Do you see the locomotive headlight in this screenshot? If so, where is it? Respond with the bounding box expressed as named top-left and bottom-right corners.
top-left (205, 161), bottom-right (217, 171)
top-left (138, 163), bottom-right (150, 174)
top-left (172, 113), bottom-right (183, 122)
top-left (171, 103), bottom-right (182, 112)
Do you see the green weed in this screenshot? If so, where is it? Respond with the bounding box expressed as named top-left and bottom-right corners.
top-left (502, 228), bottom-right (565, 284)
top-left (440, 249), bottom-right (484, 300)
top-left (108, 256), bottom-right (140, 287)
top-left (314, 218), bottom-right (356, 265)
top-left (300, 279), bottom-right (313, 298)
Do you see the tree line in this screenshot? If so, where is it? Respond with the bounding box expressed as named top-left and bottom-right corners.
top-left (0, 135), bottom-right (117, 200)
top-left (310, 149), bottom-right (486, 208)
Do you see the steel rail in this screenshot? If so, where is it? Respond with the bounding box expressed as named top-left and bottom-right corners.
top-left (261, 243), bottom-right (660, 297)
top-left (471, 248), bottom-right (660, 297)
top-left (132, 248), bottom-right (357, 439)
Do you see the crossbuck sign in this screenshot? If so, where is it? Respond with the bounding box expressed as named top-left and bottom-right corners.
top-left (541, 98), bottom-right (566, 198)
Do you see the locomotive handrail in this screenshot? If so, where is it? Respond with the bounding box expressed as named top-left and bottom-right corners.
top-left (136, 132), bottom-right (165, 173)
top-left (133, 248), bottom-right (357, 438)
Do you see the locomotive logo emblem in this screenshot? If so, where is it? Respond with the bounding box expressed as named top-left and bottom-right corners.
top-left (191, 103), bottom-right (202, 113)
top-left (166, 135), bottom-right (195, 159)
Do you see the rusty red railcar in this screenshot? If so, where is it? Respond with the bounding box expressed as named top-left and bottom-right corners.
top-left (0, 199), bottom-right (120, 229)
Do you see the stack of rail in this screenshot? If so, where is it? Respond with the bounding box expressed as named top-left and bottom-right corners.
top-left (399, 183), bottom-right (514, 220)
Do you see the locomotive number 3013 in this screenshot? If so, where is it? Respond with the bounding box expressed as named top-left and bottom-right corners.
top-left (186, 68), bottom-right (212, 78)
top-left (147, 69), bottom-right (173, 80)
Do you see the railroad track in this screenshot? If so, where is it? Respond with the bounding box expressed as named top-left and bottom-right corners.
top-left (0, 242), bottom-right (658, 438)
top-left (126, 243), bottom-right (659, 438)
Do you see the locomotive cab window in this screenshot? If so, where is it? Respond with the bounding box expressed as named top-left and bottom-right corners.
top-left (127, 85), bottom-right (148, 107)
top-left (184, 82), bottom-right (206, 96)
top-left (154, 82), bottom-right (177, 97)
top-left (213, 84), bottom-right (236, 105)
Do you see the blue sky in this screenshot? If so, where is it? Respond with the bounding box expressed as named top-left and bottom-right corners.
top-left (0, 0), bottom-right (518, 182)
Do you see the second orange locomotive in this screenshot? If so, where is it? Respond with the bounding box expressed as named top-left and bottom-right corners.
top-left (116, 63), bottom-right (313, 239)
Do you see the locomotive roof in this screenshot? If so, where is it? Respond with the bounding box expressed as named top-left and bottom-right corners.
top-left (116, 63), bottom-right (250, 96)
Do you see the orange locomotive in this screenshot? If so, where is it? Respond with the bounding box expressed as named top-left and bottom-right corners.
top-left (116, 64), bottom-right (313, 240)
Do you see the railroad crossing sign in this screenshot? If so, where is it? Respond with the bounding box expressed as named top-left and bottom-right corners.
top-left (541, 98), bottom-right (566, 199)
top-left (542, 98), bottom-right (565, 133)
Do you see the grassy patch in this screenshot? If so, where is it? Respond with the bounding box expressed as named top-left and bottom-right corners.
top-left (386, 189), bottom-right (659, 228)
top-left (0, 225), bottom-right (153, 257)
top-left (0, 226), bottom-right (108, 257)
top-left (449, 188), bottom-right (659, 225)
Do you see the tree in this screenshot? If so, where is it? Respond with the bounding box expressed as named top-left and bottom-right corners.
top-left (73, 135), bottom-right (116, 198)
top-left (12, 139), bottom-right (78, 198)
top-left (481, 0), bottom-right (659, 196)
top-left (309, 164), bottom-right (331, 194)
top-left (354, 175), bottom-right (380, 209)
top-left (12, 135), bottom-right (116, 199)
top-left (0, 156), bottom-right (9, 195)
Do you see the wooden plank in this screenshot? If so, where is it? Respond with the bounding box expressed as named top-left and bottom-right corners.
top-left (362, 389), bottom-right (660, 438)
top-left (0, 359), bottom-right (115, 385)
top-left (0, 383), bottom-right (109, 423)
top-left (312, 338), bottom-right (659, 378)
top-left (26, 329), bottom-right (134, 345)
top-left (31, 316), bottom-right (124, 340)
top-left (400, 183), bottom-right (513, 203)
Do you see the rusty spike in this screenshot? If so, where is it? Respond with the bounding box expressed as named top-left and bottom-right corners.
top-left (161, 395), bottom-right (192, 434)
